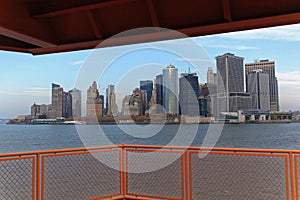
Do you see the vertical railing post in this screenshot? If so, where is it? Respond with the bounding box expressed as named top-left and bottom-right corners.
top-left (120, 144), bottom-right (125, 196)
top-left (289, 152), bottom-right (296, 200)
top-left (184, 149), bottom-right (189, 200)
top-left (36, 153), bottom-right (40, 200)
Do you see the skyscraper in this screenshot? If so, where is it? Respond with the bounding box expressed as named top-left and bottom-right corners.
top-left (140, 80), bottom-right (153, 104)
top-left (200, 83), bottom-right (217, 117)
top-left (105, 89), bottom-right (108, 116)
top-left (31, 103), bottom-right (40, 118)
top-left (207, 67), bottom-right (214, 84)
top-left (99, 95), bottom-right (104, 115)
top-left (155, 74), bottom-right (163, 113)
top-left (198, 96), bottom-right (208, 116)
top-left (69, 88), bottom-right (82, 119)
top-left (213, 73), bottom-right (218, 86)
top-left (150, 79), bottom-right (157, 106)
top-left (122, 88), bottom-right (145, 116)
top-left (216, 53), bottom-right (247, 113)
top-left (106, 85), bottom-right (113, 115)
top-left (122, 95), bottom-right (134, 116)
top-left (179, 72), bottom-right (200, 116)
top-left (31, 103), bottom-right (48, 119)
top-left (216, 53), bottom-right (244, 94)
top-left (245, 60), bottom-right (279, 111)
top-left (228, 92), bottom-right (252, 112)
top-left (246, 71), bottom-right (270, 111)
top-left (63, 91), bottom-right (72, 118)
top-left (51, 83), bottom-right (63, 118)
top-left (106, 84), bottom-right (118, 116)
top-left (163, 65), bottom-right (179, 115)
top-left (86, 81), bottom-right (103, 119)
top-left (275, 77), bottom-right (279, 111)
top-left (205, 68), bottom-right (217, 116)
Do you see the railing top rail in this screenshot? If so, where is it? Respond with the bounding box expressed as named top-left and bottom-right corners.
top-left (1, 144), bottom-right (300, 158)
top-left (0, 145), bottom-right (120, 158)
top-left (119, 144), bottom-right (300, 154)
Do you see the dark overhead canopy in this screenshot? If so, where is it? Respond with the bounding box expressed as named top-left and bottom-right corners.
top-left (1, 0), bottom-right (300, 55)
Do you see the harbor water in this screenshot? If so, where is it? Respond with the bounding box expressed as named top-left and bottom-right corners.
top-left (0, 122), bottom-right (300, 153)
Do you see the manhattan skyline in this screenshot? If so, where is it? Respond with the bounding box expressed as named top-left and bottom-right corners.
top-left (1, 23), bottom-right (300, 118)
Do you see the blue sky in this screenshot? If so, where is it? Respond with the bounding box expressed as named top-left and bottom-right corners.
top-left (1, 24), bottom-right (300, 118)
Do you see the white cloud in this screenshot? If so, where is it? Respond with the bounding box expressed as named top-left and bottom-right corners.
top-left (277, 71), bottom-right (300, 81)
top-left (158, 38), bottom-right (194, 45)
top-left (162, 37), bottom-right (258, 50)
top-left (176, 58), bottom-right (212, 62)
top-left (276, 71), bottom-right (300, 111)
top-left (277, 71), bottom-right (300, 89)
top-left (194, 37), bottom-right (258, 50)
top-left (71, 60), bottom-right (84, 65)
top-left (217, 23), bottom-right (300, 41)
top-left (204, 43), bottom-right (257, 50)
top-left (0, 88), bottom-right (50, 97)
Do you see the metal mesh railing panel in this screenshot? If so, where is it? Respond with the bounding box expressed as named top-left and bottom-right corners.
top-left (190, 152), bottom-right (288, 200)
top-left (127, 149), bottom-right (183, 199)
top-left (0, 156), bottom-right (35, 200)
top-left (42, 150), bottom-right (121, 200)
top-left (0, 146), bottom-right (295, 200)
top-left (295, 155), bottom-right (300, 199)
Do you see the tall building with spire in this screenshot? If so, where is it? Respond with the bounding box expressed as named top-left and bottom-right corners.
top-left (245, 60), bottom-right (279, 111)
top-left (163, 65), bottom-right (179, 115)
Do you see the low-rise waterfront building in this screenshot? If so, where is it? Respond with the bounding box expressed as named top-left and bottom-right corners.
top-left (270, 112), bottom-right (292, 120)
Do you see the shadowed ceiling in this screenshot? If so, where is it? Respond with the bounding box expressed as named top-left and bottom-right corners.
top-left (1, 0), bottom-right (300, 55)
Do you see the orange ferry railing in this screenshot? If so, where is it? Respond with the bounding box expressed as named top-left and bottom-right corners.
top-left (0, 144), bottom-right (299, 199)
